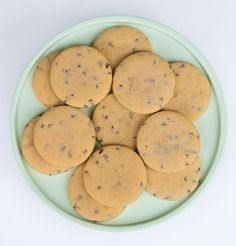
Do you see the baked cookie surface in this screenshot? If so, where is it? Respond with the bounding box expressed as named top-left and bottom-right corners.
top-left (68, 164), bottom-right (124, 221)
top-left (32, 51), bottom-right (63, 107)
top-left (83, 145), bottom-right (147, 207)
top-left (164, 62), bottom-right (211, 120)
top-left (113, 52), bottom-right (175, 114)
top-left (93, 26), bottom-right (152, 70)
top-left (34, 106), bottom-right (96, 168)
top-left (92, 94), bottom-right (148, 149)
top-left (50, 46), bottom-right (112, 108)
top-left (137, 111), bottom-right (200, 172)
top-left (146, 157), bottom-right (201, 200)
top-left (22, 117), bottom-right (68, 175)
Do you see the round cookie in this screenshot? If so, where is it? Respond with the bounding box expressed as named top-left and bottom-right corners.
top-left (83, 145), bottom-right (147, 207)
top-left (34, 106), bottom-right (96, 168)
top-left (164, 62), bottom-right (211, 120)
top-left (21, 117), bottom-right (68, 175)
top-left (137, 111), bottom-right (200, 173)
top-left (50, 46), bottom-right (112, 108)
top-left (93, 26), bottom-right (152, 70)
top-left (113, 52), bottom-right (175, 114)
top-left (32, 51), bottom-right (63, 108)
top-left (146, 157), bottom-right (201, 200)
top-left (93, 94), bottom-right (148, 149)
top-left (68, 164), bottom-right (124, 222)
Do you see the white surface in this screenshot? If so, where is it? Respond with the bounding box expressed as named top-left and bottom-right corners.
top-left (0, 0), bottom-right (235, 245)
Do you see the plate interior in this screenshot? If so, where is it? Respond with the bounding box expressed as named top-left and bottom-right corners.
top-left (13, 17), bottom-right (222, 227)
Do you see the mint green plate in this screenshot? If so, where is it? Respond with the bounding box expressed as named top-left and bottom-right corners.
top-left (10, 16), bottom-right (226, 230)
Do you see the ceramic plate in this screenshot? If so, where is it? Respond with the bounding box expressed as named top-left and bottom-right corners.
top-left (10, 16), bottom-right (226, 230)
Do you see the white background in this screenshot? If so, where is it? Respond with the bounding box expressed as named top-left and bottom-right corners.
top-left (0, 0), bottom-right (236, 245)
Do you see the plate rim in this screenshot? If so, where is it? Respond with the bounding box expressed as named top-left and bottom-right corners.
top-left (10, 15), bottom-right (227, 231)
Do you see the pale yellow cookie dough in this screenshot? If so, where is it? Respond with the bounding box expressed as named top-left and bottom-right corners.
top-left (68, 164), bottom-right (124, 221)
top-left (146, 157), bottom-right (201, 200)
top-left (83, 145), bottom-right (147, 207)
top-left (93, 94), bottom-right (148, 149)
top-left (32, 51), bottom-right (63, 107)
top-left (93, 26), bottom-right (152, 70)
top-left (34, 106), bottom-right (96, 168)
top-left (137, 111), bottom-right (200, 173)
top-left (164, 62), bottom-right (211, 120)
top-left (113, 52), bottom-right (175, 114)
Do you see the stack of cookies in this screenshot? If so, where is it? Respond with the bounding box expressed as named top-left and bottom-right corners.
top-left (21, 26), bottom-right (210, 222)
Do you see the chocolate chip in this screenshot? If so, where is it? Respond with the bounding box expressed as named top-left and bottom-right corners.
top-left (98, 149), bottom-right (104, 154)
top-left (60, 145), bottom-right (66, 152)
top-left (84, 170), bottom-right (89, 174)
top-left (153, 193), bottom-right (156, 197)
top-left (48, 123), bottom-right (53, 128)
top-left (187, 190), bottom-right (191, 193)
top-left (116, 147), bottom-right (120, 150)
top-left (83, 149), bottom-right (88, 154)
top-left (174, 72), bottom-right (179, 76)
top-left (102, 115), bottom-right (108, 120)
top-left (103, 154), bottom-right (109, 160)
top-left (164, 73), bottom-right (166, 77)
top-left (161, 122), bottom-right (167, 126)
top-left (145, 78), bottom-right (155, 83)
top-left (116, 181), bottom-right (121, 186)
top-left (83, 105), bottom-right (88, 108)
top-left (105, 62), bottom-right (110, 69)
top-left (94, 209), bottom-right (99, 214)
top-left (70, 114), bottom-right (76, 118)
top-left (96, 84), bottom-right (99, 89)
top-left (64, 81), bottom-right (69, 84)
top-left (128, 112), bottom-right (134, 119)
top-left (161, 165), bottom-right (164, 169)
top-left (77, 64), bottom-right (81, 68)
top-left (134, 38), bottom-right (139, 42)
top-left (118, 84), bottom-right (123, 88)
top-left (40, 124), bottom-right (45, 128)
top-left (101, 105), bottom-right (105, 109)
top-left (184, 177), bottom-right (187, 181)
top-left (67, 151), bottom-right (72, 158)
top-left (95, 126), bottom-right (101, 132)
top-left (97, 186), bottom-right (102, 189)
top-left (159, 97), bottom-right (164, 101)
top-left (95, 160), bottom-right (99, 165)
top-left (107, 42), bottom-right (114, 47)
top-left (77, 195), bottom-right (82, 201)
top-left (82, 70), bottom-right (88, 76)
top-left (153, 60), bottom-right (157, 65)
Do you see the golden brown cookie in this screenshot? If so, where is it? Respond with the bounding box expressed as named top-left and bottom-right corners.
top-left (164, 62), bottom-right (211, 120)
top-left (146, 157), bottom-right (201, 200)
top-left (92, 94), bottom-right (148, 149)
top-left (137, 111), bottom-right (200, 173)
top-left (32, 51), bottom-right (63, 107)
top-left (113, 52), bottom-right (175, 114)
top-left (50, 46), bottom-right (112, 108)
top-left (93, 26), bottom-right (152, 70)
top-left (34, 106), bottom-right (96, 168)
top-left (68, 164), bottom-right (124, 221)
top-left (83, 145), bottom-right (147, 207)
top-left (21, 117), bottom-right (68, 175)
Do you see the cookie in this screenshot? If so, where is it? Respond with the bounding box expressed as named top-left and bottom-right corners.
top-left (93, 26), bottom-right (152, 70)
top-left (137, 111), bottom-right (200, 173)
top-left (21, 117), bottom-right (68, 175)
top-left (146, 157), bottom-right (201, 200)
top-left (83, 145), bottom-right (147, 207)
top-left (68, 164), bottom-right (124, 221)
top-left (92, 94), bottom-right (148, 149)
top-left (113, 52), bottom-right (175, 114)
top-left (34, 106), bottom-right (96, 168)
top-left (164, 62), bottom-right (211, 120)
top-left (32, 51), bottom-right (63, 107)
top-left (50, 46), bottom-right (112, 108)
